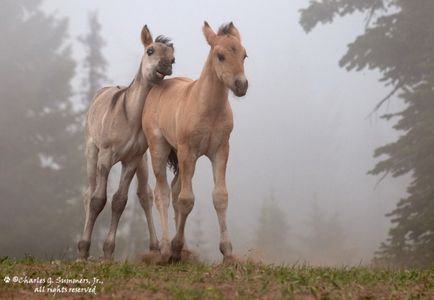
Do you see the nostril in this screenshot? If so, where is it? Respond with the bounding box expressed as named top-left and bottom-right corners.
top-left (159, 61), bottom-right (169, 68)
top-left (235, 79), bottom-right (248, 92)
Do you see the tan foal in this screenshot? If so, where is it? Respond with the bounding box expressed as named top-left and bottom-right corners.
top-left (142, 22), bottom-right (248, 262)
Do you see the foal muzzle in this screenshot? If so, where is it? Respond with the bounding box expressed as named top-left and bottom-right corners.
top-left (233, 77), bottom-right (248, 97)
top-left (158, 59), bottom-right (173, 76)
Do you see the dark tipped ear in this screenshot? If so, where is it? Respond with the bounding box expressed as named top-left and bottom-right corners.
top-left (227, 22), bottom-right (241, 41)
top-left (203, 21), bottom-right (216, 46)
top-left (141, 25), bottom-right (153, 47)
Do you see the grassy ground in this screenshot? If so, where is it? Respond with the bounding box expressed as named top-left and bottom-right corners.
top-left (0, 256), bottom-right (433, 299)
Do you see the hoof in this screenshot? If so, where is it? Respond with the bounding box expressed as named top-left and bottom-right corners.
top-left (169, 249), bottom-right (199, 264)
top-left (77, 240), bottom-right (90, 260)
top-left (140, 250), bottom-right (162, 265)
top-left (181, 249), bottom-right (192, 260)
top-left (102, 255), bottom-right (113, 263)
top-left (159, 252), bottom-right (172, 265)
top-left (149, 244), bottom-right (160, 252)
top-left (168, 255), bottom-right (181, 264)
top-left (223, 255), bottom-right (237, 264)
top-left (159, 240), bottom-right (172, 265)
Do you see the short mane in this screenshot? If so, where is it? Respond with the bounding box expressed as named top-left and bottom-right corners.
top-left (217, 23), bottom-right (232, 36)
top-left (110, 87), bottom-right (129, 120)
top-left (155, 35), bottom-right (172, 46)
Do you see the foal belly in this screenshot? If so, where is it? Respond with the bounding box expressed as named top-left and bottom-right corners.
top-left (115, 132), bottom-right (147, 162)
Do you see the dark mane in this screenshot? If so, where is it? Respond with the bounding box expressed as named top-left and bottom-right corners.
top-left (110, 83), bottom-right (131, 120)
top-left (110, 87), bottom-right (125, 108)
top-left (155, 35), bottom-right (172, 47)
top-left (217, 22), bottom-right (233, 36)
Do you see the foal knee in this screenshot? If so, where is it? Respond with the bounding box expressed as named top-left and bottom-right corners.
top-left (137, 189), bottom-right (152, 210)
top-left (178, 192), bottom-right (194, 215)
top-left (112, 191), bottom-right (127, 214)
top-left (90, 195), bottom-right (107, 216)
top-left (213, 189), bottom-right (228, 212)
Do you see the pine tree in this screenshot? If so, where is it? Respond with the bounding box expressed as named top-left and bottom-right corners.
top-left (300, 201), bottom-right (353, 265)
top-left (254, 192), bottom-right (292, 263)
top-left (188, 209), bottom-right (209, 260)
top-left (300, 0), bottom-right (434, 266)
top-left (79, 11), bottom-right (108, 106)
top-left (77, 10), bottom-right (111, 258)
top-left (0, 0), bottom-right (81, 258)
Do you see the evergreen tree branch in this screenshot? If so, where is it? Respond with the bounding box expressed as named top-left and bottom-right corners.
top-left (366, 81), bottom-right (403, 119)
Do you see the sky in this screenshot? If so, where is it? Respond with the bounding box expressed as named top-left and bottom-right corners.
top-left (42, 0), bottom-right (408, 263)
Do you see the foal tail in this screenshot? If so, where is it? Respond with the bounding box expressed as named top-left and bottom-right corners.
top-left (167, 149), bottom-right (179, 175)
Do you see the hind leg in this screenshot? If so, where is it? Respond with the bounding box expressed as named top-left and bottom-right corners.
top-left (137, 153), bottom-right (159, 251)
top-left (78, 141), bottom-right (98, 260)
top-left (171, 173), bottom-right (181, 229)
top-left (78, 148), bottom-right (112, 260)
top-left (171, 174), bottom-right (190, 254)
top-left (103, 158), bottom-right (138, 259)
top-left (83, 141), bottom-right (98, 232)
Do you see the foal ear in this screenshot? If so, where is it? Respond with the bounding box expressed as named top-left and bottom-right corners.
top-left (203, 21), bottom-right (216, 46)
top-left (227, 22), bottom-right (241, 41)
top-left (141, 25), bottom-right (153, 47)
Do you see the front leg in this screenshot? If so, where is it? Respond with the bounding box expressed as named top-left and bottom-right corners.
top-left (137, 153), bottom-right (159, 252)
top-left (211, 142), bottom-right (234, 262)
top-left (148, 139), bottom-right (172, 262)
top-left (103, 159), bottom-right (138, 259)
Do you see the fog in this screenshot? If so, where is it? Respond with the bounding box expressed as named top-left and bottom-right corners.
top-left (1, 0), bottom-right (408, 264)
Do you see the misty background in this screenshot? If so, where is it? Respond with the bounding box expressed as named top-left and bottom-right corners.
top-left (1, 0), bottom-right (417, 265)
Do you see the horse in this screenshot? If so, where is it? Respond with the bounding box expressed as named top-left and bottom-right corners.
top-left (77, 25), bottom-right (175, 260)
top-left (142, 21), bottom-right (248, 262)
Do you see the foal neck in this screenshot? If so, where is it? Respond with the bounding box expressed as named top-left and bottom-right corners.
top-left (125, 61), bottom-right (152, 125)
top-left (196, 53), bottom-right (229, 113)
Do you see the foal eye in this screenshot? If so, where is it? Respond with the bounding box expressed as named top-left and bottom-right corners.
top-left (146, 47), bottom-right (154, 56)
top-left (217, 53), bottom-right (225, 61)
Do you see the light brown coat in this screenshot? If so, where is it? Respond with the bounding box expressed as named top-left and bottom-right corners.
top-left (142, 22), bottom-right (248, 262)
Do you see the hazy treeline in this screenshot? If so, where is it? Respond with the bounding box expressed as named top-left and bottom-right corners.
top-left (0, 0), bottom-right (82, 259)
top-left (0, 1), bottom-right (144, 260)
top-left (300, 0), bottom-right (434, 267)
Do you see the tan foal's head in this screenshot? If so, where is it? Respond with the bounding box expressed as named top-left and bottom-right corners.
top-left (203, 21), bottom-right (248, 97)
top-left (140, 25), bottom-right (175, 84)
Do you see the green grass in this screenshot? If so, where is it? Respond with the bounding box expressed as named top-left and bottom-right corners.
top-left (0, 256), bottom-right (433, 299)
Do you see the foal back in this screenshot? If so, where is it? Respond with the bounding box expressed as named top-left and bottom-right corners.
top-left (87, 87), bottom-right (136, 149)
